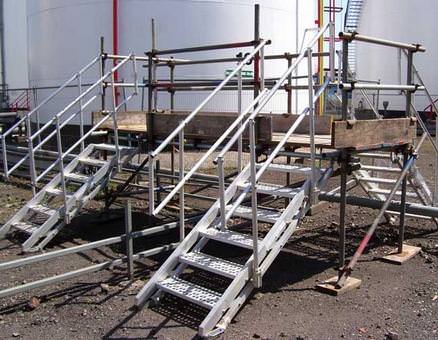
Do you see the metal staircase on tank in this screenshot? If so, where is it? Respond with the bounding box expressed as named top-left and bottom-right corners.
top-left (135, 24), bottom-right (335, 337)
top-left (0, 53), bottom-right (141, 252)
top-left (344, 0), bottom-right (364, 74)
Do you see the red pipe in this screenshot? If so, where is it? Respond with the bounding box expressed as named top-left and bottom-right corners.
top-left (113, 0), bottom-right (119, 105)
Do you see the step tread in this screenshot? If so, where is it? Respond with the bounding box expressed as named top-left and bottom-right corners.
top-left (29, 204), bottom-right (57, 216)
top-left (180, 252), bottom-right (243, 279)
top-left (257, 163), bottom-right (317, 176)
top-left (238, 182), bottom-right (300, 199)
top-left (233, 205), bottom-right (282, 224)
top-left (79, 157), bottom-right (107, 167)
top-left (65, 172), bottom-right (90, 183)
top-left (45, 187), bottom-right (74, 197)
top-left (361, 165), bottom-right (401, 173)
top-left (200, 228), bottom-right (260, 250)
top-left (157, 276), bottom-right (221, 309)
top-left (357, 176), bottom-right (397, 184)
top-left (12, 221), bottom-right (40, 234)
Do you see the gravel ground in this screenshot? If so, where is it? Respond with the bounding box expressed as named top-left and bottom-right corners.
top-left (0, 142), bottom-right (437, 340)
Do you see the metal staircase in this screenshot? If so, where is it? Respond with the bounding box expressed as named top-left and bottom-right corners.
top-left (0, 52), bottom-right (141, 251)
top-left (344, 0), bottom-right (364, 74)
top-left (0, 143), bottom-right (136, 252)
top-left (135, 24), bottom-right (335, 337)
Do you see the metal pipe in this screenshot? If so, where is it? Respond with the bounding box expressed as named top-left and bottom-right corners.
top-left (151, 40), bottom-right (268, 158)
top-left (307, 48), bottom-right (317, 204)
top-left (152, 40), bottom-right (259, 56)
top-left (125, 200), bottom-right (134, 280)
top-left (218, 156), bottom-right (226, 231)
top-left (339, 32), bottom-right (426, 52)
top-left (179, 128), bottom-right (185, 241)
top-left (339, 83), bottom-right (425, 91)
top-left (336, 133), bottom-right (427, 287)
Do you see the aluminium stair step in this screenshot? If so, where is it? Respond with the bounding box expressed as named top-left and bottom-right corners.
top-left (157, 276), bottom-right (221, 310)
top-left (232, 205), bottom-right (281, 224)
top-left (257, 163), bottom-right (316, 176)
top-left (367, 188), bottom-right (418, 198)
top-left (65, 172), bottom-right (90, 183)
top-left (179, 252), bottom-right (243, 279)
top-left (29, 204), bottom-right (57, 216)
top-left (79, 157), bottom-right (107, 167)
top-left (94, 144), bottom-right (133, 152)
top-left (361, 165), bottom-right (401, 173)
top-left (45, 188), bottom-right (73, 197)
top-left (238, 182), bottom-right (300, 199)
top-left (358, 152), bottom-right (392, 159)
top-left (12, 221), bottom-right (40, 234)
top-left (200, 228), bottom-right (260, 250)
top-left (357, 176), bottom-right (397, 185)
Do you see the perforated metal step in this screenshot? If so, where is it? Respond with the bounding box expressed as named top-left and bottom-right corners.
top-left (29, 205), bottom-right (57, 216)
top-left (65, 172), bottom-right (90, 183)
top-left (79, 157), bottom-right (107, 167)
top-left (233, 205), bottom-right (281, 224)
top-left (361, 165), bottom-right (401, 173)
top-left (180, 252), bottom-right (243, 279)
top-left (357, 176), bottom-right (397, 185)
top-left (257, 163), bottom-right (315, 176)
top-left (45, 188), bottom-right (73, 197)
top-left (12, 221), bottom-right (39, 234)
top-left (200, 228), bottom-right (260, 250)
top-left (157, 276), bottom-right (221, 309)
top-left (238, 182), bottom-right (299, 199)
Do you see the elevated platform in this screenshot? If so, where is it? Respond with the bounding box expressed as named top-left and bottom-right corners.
top-left (93, 111), bottom-right (417, 151)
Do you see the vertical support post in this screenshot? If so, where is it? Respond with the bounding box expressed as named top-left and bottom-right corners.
top-left (55, 117), bottom-right (68, 223)
top-left (170, 64), bottom-right (175, 111)
top-left (237, 68), bottom-right (243, 171)
top-left (1, 133), bottom-right (7, 179)
top-left (148, 154), bottom-right (155, 216)
top-left (125, 200), bottom-right (134, 280)
top-left (249, 119), bottom-right (261, 288)
top-left (329, 21), bottom-right (336, 81)
top-left (338, 39), bottom-right (349, 273)
top-left (398, 148), bottom-right (408, 253)
top-left (170, 145), bottom-right (175, 185)
top-left (32, 87), bottom-right (41, 145)
top-left (156, 159), bottom-right (161, 205)
top-left (287, 55), bottom-right (292, 114)
top-left (26, 117), bottom-right (36, 196)
top-left (151, 19), bottom-right (158, 112)
top-left (405, 51), bottom-right (414, 117)
top-left (341, 40), bottom-right (349, 121)
top-left (100, 36), bottom-right (106, 112)
top-left (77, 73), bottom-right (84, 152)
top-left (179, 127), bottom-right (185, 241)
top-left (285, 155), bottom-right (291, 208)
top-left (110, 73), bottom-right (120, 170)
top-left (132, 55), bottom-right (138, 95)
top-left (253, 4), bottom-right (260, 101)
top-left (218, 156), bottom-right (226, 231)
top-left (260, 45), bottom-right (265, 91)
top-left (147, 52), bottom-right (154, 151)
top-left (307, 48), bottom-right (317, 204)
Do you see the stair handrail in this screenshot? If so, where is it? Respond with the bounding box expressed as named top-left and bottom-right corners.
top-left (214, 24), bottom-right (333, 284)
top-left (35, 54), bottom-right (135, 186)
top-left (147, 39), bottom-right (269, 219)
top-left (0, 54), bottom-right (101, 180)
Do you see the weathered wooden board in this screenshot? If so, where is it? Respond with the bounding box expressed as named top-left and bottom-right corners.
top-left (332, 118), bottom-right (416, 149)
top-left (271, 114), bottom-right (333, 135)
top-left (271, 133), bottom-right (333, 148)
top-left (92, 111), bottom-right (272, 141)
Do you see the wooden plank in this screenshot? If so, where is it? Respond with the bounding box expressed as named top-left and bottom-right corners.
top-left (92, 111), bottom-right (272, 141)
top-left (271, 114), bottom-right (333, 135)
top-left (332, 118), bottom-right (416, 149)
top-left (271, 133), bottom-right (333, 148)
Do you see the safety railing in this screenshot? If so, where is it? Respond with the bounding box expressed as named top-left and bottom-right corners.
top-left (0, 54), bottom-right (102, 182)
top-left (147, 39), bottom-right (270, 240)
top-left (214, 23), bottom-right (333, 280)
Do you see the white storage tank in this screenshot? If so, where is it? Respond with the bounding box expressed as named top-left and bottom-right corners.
top-left (26, 0), bottom-right (317, 125)
top-left (353, 0), bottom-right (438, 113)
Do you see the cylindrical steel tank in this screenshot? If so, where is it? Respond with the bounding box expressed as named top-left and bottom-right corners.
top-left (26, 0), bottom-right (317, 124)
top-left (354, 0), bottom-right (438, 113)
